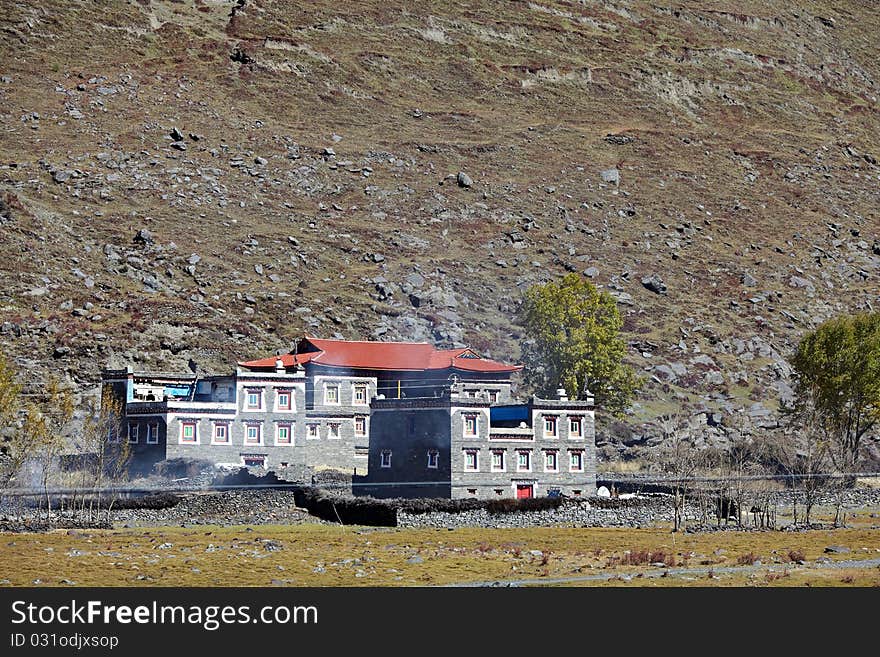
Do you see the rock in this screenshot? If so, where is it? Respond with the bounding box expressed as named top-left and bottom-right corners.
top-left (641, 274), bottom-right (667, 295)
top-left (52, 169), bottom-right (73, 183)
top-left (187, 253), bottom-right (201, 266)
top-left (170, 141), bottom-right (187, 151)
top-left (133, 229), bottom-right (154, 245)
top-left (406, 554), bottom-right (423, 564)
top-left (405, 272), bottom-right (425, 288)
top-left (584, 266), bottom-right (599, 278)
top-left (824, 545), bottom-right (850, 554)
top-left (254, 264), bottom-right (263, 275)
top-left (456, 171), bottom-right (473, 188)
top-left (322, 147), bottom-right (336, 157)
top-left (597, 486), bottom-right (611, 498)
top-left (600, 168), bottom-right (620, 186)
top-left (254, 156), bottom-right (268, 166)
top-left (788, 276), bottom-right (814, 292)
top-left (653, 365), bottom-right (677, 382)
top-left (53, 346), bottom-right (71, 358)
top-left (371, 253), bottom-right (385, 263)
top-left (742, 272), bottom-right (758, 287)
top-left (170, 127), bottom-right (185, 141)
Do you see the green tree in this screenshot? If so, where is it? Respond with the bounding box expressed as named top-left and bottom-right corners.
top-left (789, 312), bottom-right (880, 475)
top-left (518, 273), bottom-right (638, 413)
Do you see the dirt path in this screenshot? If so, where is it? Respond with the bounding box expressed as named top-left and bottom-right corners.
top-left (445, 557), bottom-right (880, 587)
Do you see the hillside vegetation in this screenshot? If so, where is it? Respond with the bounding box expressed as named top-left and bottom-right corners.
top-left (1, 0), bottom-right (879, 457)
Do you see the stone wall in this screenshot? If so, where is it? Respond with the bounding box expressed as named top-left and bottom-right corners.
top-left (396, 496), bottom-right (695, 528)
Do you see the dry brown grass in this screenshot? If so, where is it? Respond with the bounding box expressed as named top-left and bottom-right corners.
top-left (1, 522), bottom-right (878, 587)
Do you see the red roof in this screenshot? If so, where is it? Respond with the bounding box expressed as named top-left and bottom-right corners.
top-left (239, 337), bottom-right (521, 373)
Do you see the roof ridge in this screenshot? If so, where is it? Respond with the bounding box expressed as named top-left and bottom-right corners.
top-left (305, 336), bottom-right (432, 346)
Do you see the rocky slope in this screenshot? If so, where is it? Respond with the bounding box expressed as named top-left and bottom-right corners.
top-left (1, 1), bottom-right (879, 460)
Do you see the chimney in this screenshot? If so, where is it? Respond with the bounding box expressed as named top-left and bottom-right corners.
top-left (556, 385), bottom-right (568, 401)
top-left (275, 358), bottom-right (284, 373)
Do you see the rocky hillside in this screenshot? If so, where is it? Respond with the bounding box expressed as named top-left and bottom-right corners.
top-left (1, 1), bottom-right (879, 459)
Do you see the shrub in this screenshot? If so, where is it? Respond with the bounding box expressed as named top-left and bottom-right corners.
top-left (787, 549), bottom-right (806, 563)
top-left (737, 551), bottom-right (760, 565)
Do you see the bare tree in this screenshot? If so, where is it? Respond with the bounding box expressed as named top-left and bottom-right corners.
top-left (776, 396), bottom-right (833, 527)
top-left (655, 414), bottom-right (704, 532)
top-left (77, 390), bottom-right (130, 523)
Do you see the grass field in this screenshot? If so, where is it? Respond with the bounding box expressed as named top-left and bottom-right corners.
top-left (2, 522), bottom-right (878, 587)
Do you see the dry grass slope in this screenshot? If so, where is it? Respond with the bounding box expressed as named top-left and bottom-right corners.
top-left (1, 0), bottom-right (879, 447)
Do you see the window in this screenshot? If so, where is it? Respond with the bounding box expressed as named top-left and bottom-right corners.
top-left (181, 421), bottom-right (197, 444)
top-left (491, 450), bottom-right (505, 472)
top-left (328, 422), bottom-right (340, 439)
top-left (324, 384), bottom-right (339, 405)
top-left (517, 450), bottom-right (531, 472)
top-left (212, 423), bottom-right (229, 445)
top-left (570, 451), bottom-right (584, 472)
top-left (544, 450), bottom-right (559, 473)
top-left (127, 423), bottom-right (138, 444)
top-left (244, 389), bottom-right (263, 410)
top-left (354, 384), bottom-right (368, 405)
top-left (573, 490), bottom-right (582, 496)
top-left (494, 489), bottom-right (504, 496)
top-left (464, 414), bottom-right (478, 437)
top-left (427, 449), bottom-right (439, 469)
top-left (354, 416), bottom-right (367, 437)
top-left (146, 423), bottom-right (159, 445)
top-left (276, 390), bottom-right (292, 411)
top-left (467, 488), bottom-right (477, 496)
top-left (464, 449), bottom-right (479, 472)
top-left (488, 390), bottom-right (499, 403)
top-left (276, 423), bottom-right (292, 445)
top-left (569, 416), bottom-right (582, 438)
top-left (380, 450), bottom-right (392, 468)
top-left (307, 424), bottom-right (319, 439)
top-left (243, 456), bottom-right (266, 468)
top-left (543, 416), bottom-right (557, 437)
top-left (245, 423), bottom-right (261, 445)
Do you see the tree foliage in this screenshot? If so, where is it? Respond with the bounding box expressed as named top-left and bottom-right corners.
top-left (789, 312), bottom-right (880, 472)
top-left (518, 273), bottom-right (638, 414)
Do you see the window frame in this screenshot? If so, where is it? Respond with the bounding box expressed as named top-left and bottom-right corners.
top-left (276, 389), bottom-right (292, 412)
top-left (127, 423), bottom-right (139, 444)
top-left (146, 422), bottom-right (159, 445)
top-left (181, 421), bottom-right (198, 444)
top-left (275, 422), bottom-right (292, 446)
top-left (211, 422), bottom-right (230, 445)
top-left (463, 414), bottom-right (478, 437)
top-left (245, 388), bottom-right (263, 411)
top-left (244, 423), bottom-right (262, 446)
top-left (544, 450), bottom-right (559, 473)
top-left (516, 450), bottom-right (531, 472)
top-left (307, 423), bottom-right (319, 439)
top-left (324, 383), bottom-right (340, 405)
top-left (569, 450), bottom-right (584, 473)
top-left (543, 415), bottom-right (558, 438)
top-left (569, 416), bottom-right (582, 438)
top-left (427, 449), bottom-right (439, 469)
top-left (354, 416), bottom-right (367, 437)
top-left (380, 450), bottom-right (392, 468)
top-left (490, 449), bottom-right (506, 473)
top-left (354, 384), bottom-right (368, 405)
top-left (327, 422), bottom-right (341, 439)
top-left (464, 449), bottom-right (479, 472)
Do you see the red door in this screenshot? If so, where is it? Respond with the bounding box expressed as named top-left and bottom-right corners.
top-left (516, 484), bottom-right (533, 499)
